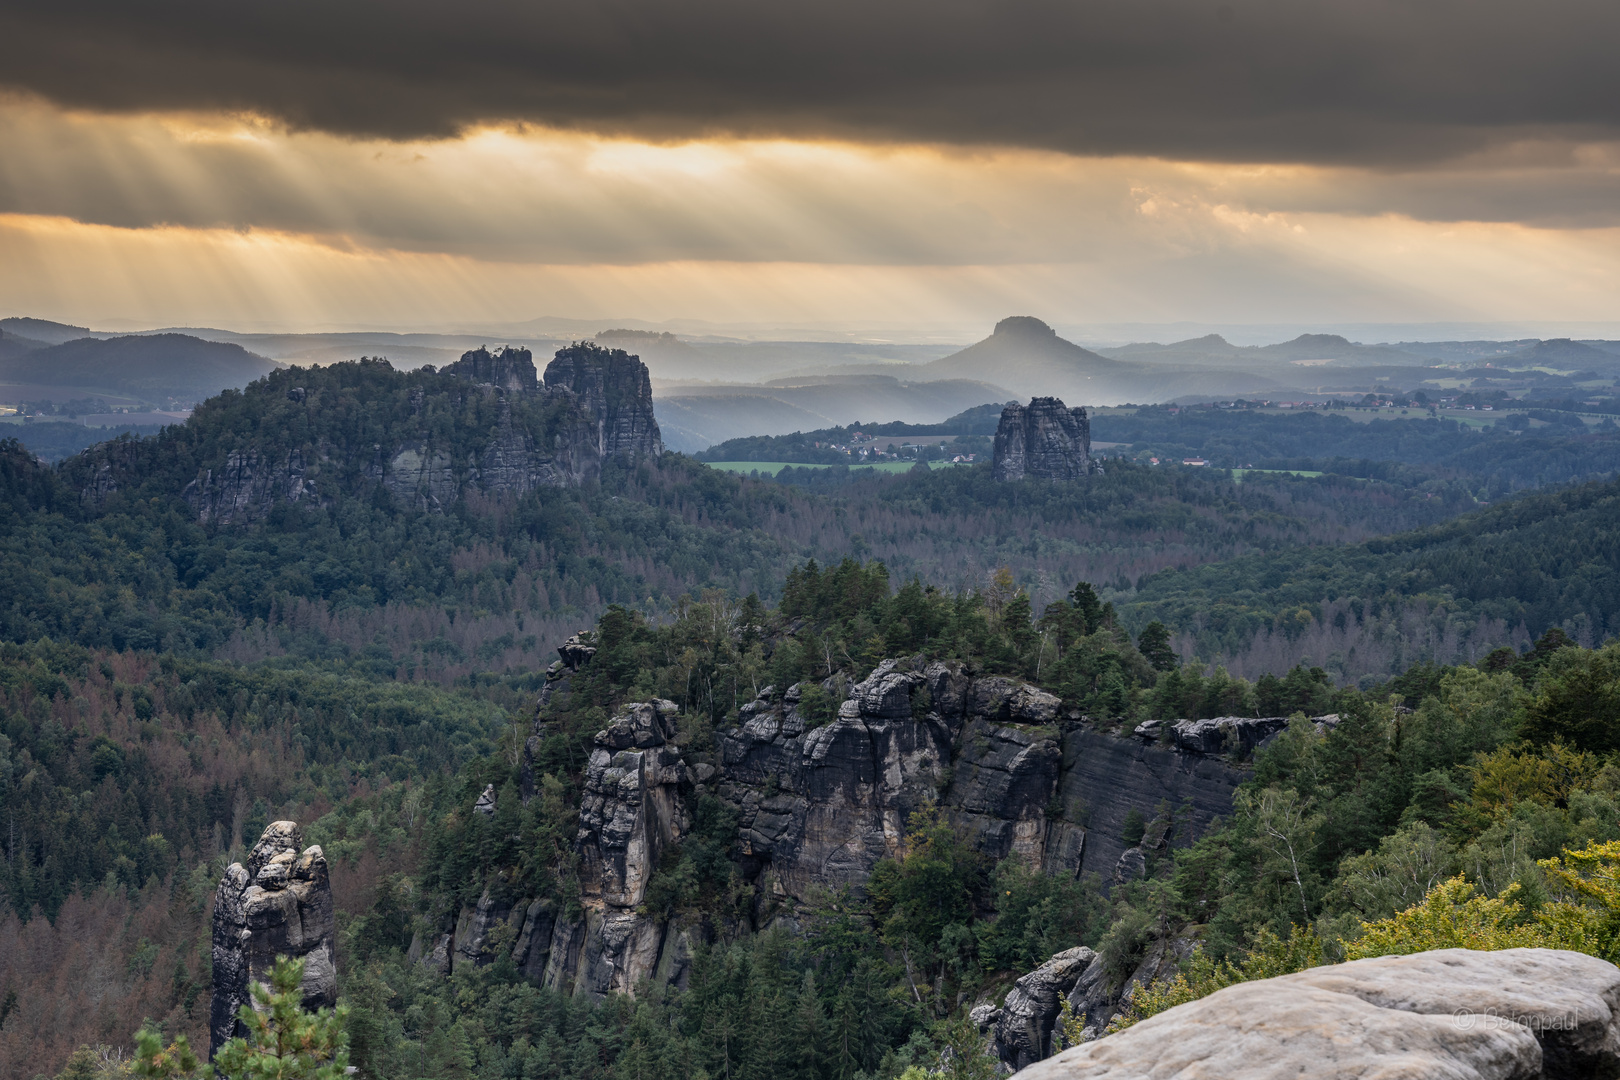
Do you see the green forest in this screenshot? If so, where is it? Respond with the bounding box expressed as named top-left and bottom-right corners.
top-left (4, 358), bottom-right (1620, 1078)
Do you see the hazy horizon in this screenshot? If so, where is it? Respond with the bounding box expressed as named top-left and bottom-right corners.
top-left (4, 0), bottom-right (1617, 349)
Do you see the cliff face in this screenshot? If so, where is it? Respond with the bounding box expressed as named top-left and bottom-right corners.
top-left (185, 447), bottom-right (319, 524)
top-left (442, 345), bottom-right (539, 394)
top-left (993, 396), bottom-right (1098, 481)
top-left (544, 343), bottom-right (664, 459)
top-left (428, 695), bottom-right (698, 999)
top-left (210, 822), bottom-right (336, 1059)
top-left (428, 652), bottom-right (1252, 1005)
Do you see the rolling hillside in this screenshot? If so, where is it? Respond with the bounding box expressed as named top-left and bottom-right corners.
top-left (0, 332), bottom-right (278, 405)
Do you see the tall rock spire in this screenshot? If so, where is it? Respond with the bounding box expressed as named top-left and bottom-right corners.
top-left (209, 821), bottom-right (337, 1059)
top-left (543, 343), bottom-right (664, 459)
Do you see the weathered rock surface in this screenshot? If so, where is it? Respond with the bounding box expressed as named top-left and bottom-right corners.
top-left (503, 645), bottom-right (1249, 1007)
top-left (459, 693), bottom-right (692, 1001)
top-left (380, 444), bottom-right (460, 511)
top-left (1028, 948), bottom-right (1620, 1080)
top-left (442, 345), bottom-right (539, 394)
top-left (170, 343), bottom-right (660, 525)
top-left (993, 397), bottom-right (1099, 482)
top-left (184, 448), bottom-right (318, 524)
top-left (476, 394), bottom-right (601, 492)
top-left (715, 656), bottom-right (1248, 910)
top-left (210, 822), bottom-right (336, 1059)
top-left (544, 343), bottom-right (664, 459)
top-left (993, 946), bottom-right (1097, 1070)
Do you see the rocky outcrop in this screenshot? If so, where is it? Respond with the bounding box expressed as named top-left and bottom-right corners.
top-left (714, 657), bottom-right (1245, 910)
top-left (1132, 715), bottom-right (1292, 757)
top-left (210, 822), bottom-right (336, 1059)
top-left (454, 696), bottom-right (693, 1001)
top-left (501, 648), bottom-right (1249, 1006)
top-left (989, 946), bottom-right (1098, 1070)
top-left (167, 344), bottom-right (660, 526)
top-left (557, 631), bottom-right (598, 672)
top-left (477, 395), bottom-right (601, 492)
top-left (380, 445), bottom-right (460, 511)
top-left (442, 345), bottom-right (539, 394)
top-left (544, 343), bottom-right (664, 459)
top-left (182, 448), bottom-right (319, 524)
top-left (1027, 948), bottom-right (1620, 1080)
top-left (993, 397), bottom-right (1099, 482)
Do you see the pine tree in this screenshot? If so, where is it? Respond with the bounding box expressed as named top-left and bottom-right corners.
top-left (130, 1028), bottom-right (204, 1079)
top-left (1068, 582), bottom-right (1103, 636)
top-left (1137, 621), bottom-right (1178, 672)
top-left (55, 1046), bottom-right (102, 1080)
top-left (211, 956), bottom-right (351, 1080)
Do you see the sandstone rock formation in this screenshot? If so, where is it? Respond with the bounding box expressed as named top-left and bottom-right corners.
top-left (442, 345), bottom-right (539, 394)
top-left (186, 448), bottom-right (318, 524)
top-left (210, 822), bottom-right (336, 1059)
top-left (1026, 948), bottom-right (1620, 1080)
top-left (495, 644), bottom-right (1250, 1005)
top-left (447, 696), bottom-right (693, 1000)
top-left (993, 397), bottom-right (1098, 482)
top-left (171, 343), bottom-right (663, 524)
top-left (544, 343), bottom-right (664, 459)
top-left (716, 656), bottom-right (1244, 903)
top-left (989, 946), bottom-right (1098, 1070)
top-left (1133, 714), bottom-right (1300, 757)
top-left (471, 393), bottom-right (601, 493)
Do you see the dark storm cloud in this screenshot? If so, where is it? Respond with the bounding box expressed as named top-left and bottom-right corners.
top-left (3, 0), bottom-right (1618, 164)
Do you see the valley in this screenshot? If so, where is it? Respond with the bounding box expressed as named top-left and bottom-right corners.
top-left (2, 333), bottom-right (1619, 1079)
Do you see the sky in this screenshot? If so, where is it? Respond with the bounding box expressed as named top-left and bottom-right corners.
top-left (3, 0), bottom-right (1620, 338)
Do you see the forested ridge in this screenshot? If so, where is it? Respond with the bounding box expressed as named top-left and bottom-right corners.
top-left (0, 356), bottom-right (1492, 681)
top-left (1129, 477), bottom-right (1620, 670)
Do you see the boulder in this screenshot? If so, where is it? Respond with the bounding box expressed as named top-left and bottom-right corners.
top-left (1171, 715), bottom-right (1293, 757)
top-left (1025, 948), bottom-right (1620, 1080)
top-left (557, 632), bottom-right (597, 672)
top-left (210, 822), bottom-right (336, 1059)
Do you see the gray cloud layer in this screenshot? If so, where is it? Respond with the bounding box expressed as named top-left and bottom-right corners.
top-left (4, 0), bottom-right (1619, 163)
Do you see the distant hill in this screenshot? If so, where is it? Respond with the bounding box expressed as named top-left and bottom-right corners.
top-left (1504, 338), bottom-right (1620, 370)
top-left (1103, 332), bottom-right (1427, 369)
top-left (0, 328), bottom-right (50, 363)
top-left (0, 333), bottom-right (279, 405)
top-left (916, 316), bottom-right (1138, 401)
top-left (654, 373), bottom-right (1008, 452)
top-left (594, 329), bottom-right (721, 380)
top-left (0, 317), bottom-right (97, 345)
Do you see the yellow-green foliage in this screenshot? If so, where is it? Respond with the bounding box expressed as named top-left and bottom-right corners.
top-left (1346, 842), bottom-right (1620, 962)
top-left (1110, 846), bottom-right (1620, 1032)
top-left (1106, 925), bottom-right (1324, 1033)
top-left (1468, 742), bottom-right (1602, 818)
top-left (1536, 839), bottom-right (1620, 961)
top-left (1344, 876), bottom-right (1543, 959)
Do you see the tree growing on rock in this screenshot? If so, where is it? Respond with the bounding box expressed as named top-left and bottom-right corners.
top-left (133, 956), bottom-right (349, 1080)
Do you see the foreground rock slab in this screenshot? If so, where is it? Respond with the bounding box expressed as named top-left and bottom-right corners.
top-left (1021, 948), bottom-right (1620, 1080)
